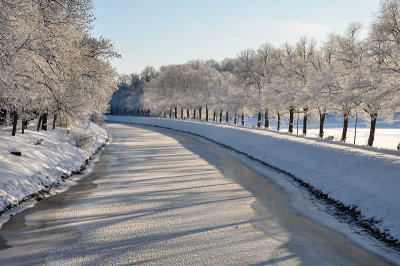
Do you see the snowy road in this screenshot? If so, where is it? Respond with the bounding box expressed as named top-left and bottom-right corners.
top-left (0, 123), bottom-right (396, 265)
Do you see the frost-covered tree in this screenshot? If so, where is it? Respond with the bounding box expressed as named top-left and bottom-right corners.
top-left (0, 0), bottom-right (118, 135)
top-left (235, 49), bottom-right (265, 127)
top-left (327, 24), bottom-right (366, 142)
top-left (308, 43), bottom-right (337, 138)
top-left (273, 43), bottom-right (302, 133)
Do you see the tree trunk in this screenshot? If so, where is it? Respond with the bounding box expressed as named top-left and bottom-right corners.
top-left (264, 109), bottom-right (269, 128)
top-left (319, 112), bottom-right (326, 138)
top-left (257, 111), bottom-right (261, 128)
top-left (181, 108), bottom-right (183, 119)
top-left (12, 112), bottom-right (18, 136)
top-left (148, 109), bottom-right (150, 117)
top-left (289, 107), bottom-right (295, 133)
top-left (37, 114), bottom-right (43, 132)
top-left (187, 109), bottom-right (189, 119)
top-left (42, 111), bottom-right (48, 131)
top-left (367, 113), bottom-right (377, 147)
top-left (193, 109), bottom-right (196, 119)
top-left (174, 107), bottom-right (177, 118)
top-left (53, 114), bottom-right (57, 129)
top-left (225, 111), bottom-right (229, 123)
top-left (341, 113), bottom-right (349, 142)
top-left (277, 113), bottom-right (280, 131)
top-left (241, 114), bottom-right (245, 126)
top-left (354, 113), bottom-right (358, 144)
top-left (234, 114), bottom-right (237, 125)
top-left (199, 107), bottom-right (202, 120)
top-left (213, 112), bottom-right (216, 122)
top-left (169, 108), bottom-right (172, 118)
top-left (302, 108), bottom-right (308, 136)
top-left (0, 108), bottom-right (6, 124)
top-left (219, 111), bottom-right (222, 123)
top-left (21, 109), bottom-right (25, 134)
top-left (206, 106), bottom-right (209, 121)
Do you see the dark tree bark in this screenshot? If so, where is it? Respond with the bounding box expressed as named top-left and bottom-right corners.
top-left (277, 113), bottom-right (280, 131)
top-left (181, 108), bottom-right (183, 119)
top-left (257, 111), bottom-right (262, 128)
top-left (289, 107), bottom-right (295, 133)
top-left (367, 113), bottom-right (378, 147)
top-left (0, 108), bottom-right (6, 124)
top-left (12, 112), bottom-right (18, 136)
top-left (21, 109), bottom-right (25, 134)
top-left (264, 109), bottom-right (269, 128)
top-left (174, 107), bottom-right (177, 118)
top-left (225, 111), bottom-right (229, 123)
top-left (37, 114), bottom-right (43, 132)
top-left (341, 113), bottom-right (349, 142)
top-left (219, 111), bottom-right (222, 123)
top-left (148, 109), bottom-right (150, 117)
top-left (206, 106), bottom-right (209, 121)
top-left (213, 112), bottom-right (216, 122)
top-left (354, 113), bottom-right (358, 144)
top-left (234, 114), bottom-right (237, 125)
top-left (241, 114), bottom-right (245, 126)
top-left (193, 109), bottom-right (196, 119)
top-left (187, 109), bottom-right (189, 119)
top-left (169, 108), bottom-right (172, 118)
top-left (302, 108), bottom-right (308, 135)
top-left (53, 114), bottom-right (57, 129)
top-left (319, 111), bottom-right (326, 138)
top-left (42, 111), bottom-right (48, 131)
top-left (199, 107), bottom-right (202, 120)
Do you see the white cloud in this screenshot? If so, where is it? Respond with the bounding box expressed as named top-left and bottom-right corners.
top-left (242, 19), bottom-right (332, 44)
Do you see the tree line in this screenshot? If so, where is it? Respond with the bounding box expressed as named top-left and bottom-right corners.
top-left (0, 0), bottom-right (119, 136)
top-left (111, 0), bottom-right (400, 147)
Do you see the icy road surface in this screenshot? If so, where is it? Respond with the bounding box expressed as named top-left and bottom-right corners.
top-left (0, 123), bottom-right (396, 265)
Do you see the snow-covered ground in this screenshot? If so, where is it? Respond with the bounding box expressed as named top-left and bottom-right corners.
top-left (1, 123), bottom-right (395, 265)
top-left (0, 121), bottom-right (108, 217)
top-left (245, 114), bottom-right (400, 150)
top-left (106, 116), bottom-right (400, 245)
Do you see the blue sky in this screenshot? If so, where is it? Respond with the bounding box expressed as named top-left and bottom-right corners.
top-left (91, 0), bottom-right (380, 74)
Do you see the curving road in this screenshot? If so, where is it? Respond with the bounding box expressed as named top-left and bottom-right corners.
top-left (0, 123), bottom-right (397, 265)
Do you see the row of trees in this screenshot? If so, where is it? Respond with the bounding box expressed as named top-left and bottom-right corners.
top-left (125, 0), bottom-right (400, 147)
top-left (109, 66), bottom-right (157, 116)
top-left (1, 0), bottom-right (119, 136)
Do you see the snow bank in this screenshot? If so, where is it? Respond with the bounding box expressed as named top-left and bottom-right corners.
top-left (107, 116), bottom-right (400, 243)
top-left (0, 121), bottom-right (108, 214)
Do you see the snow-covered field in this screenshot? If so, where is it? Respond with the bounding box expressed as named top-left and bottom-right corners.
top-left (245, 115), bottom-right (400, 150)
top-left (106, 116), bottom-right (400, 245)
top-left (0, 121), bottom-right (108, 216)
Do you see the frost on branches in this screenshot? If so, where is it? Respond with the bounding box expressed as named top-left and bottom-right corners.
top-left (112, 0), bottom-right (400, 147)
top-left (0, 0), bottom-right (119, 135)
